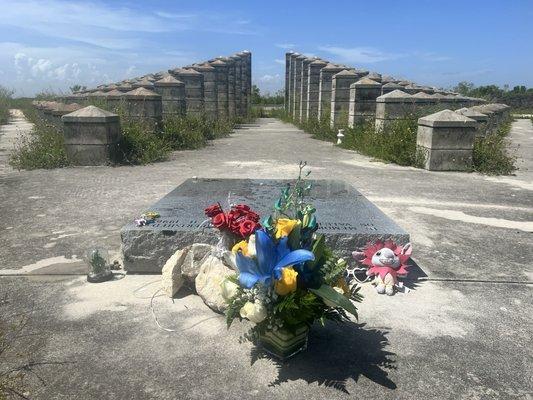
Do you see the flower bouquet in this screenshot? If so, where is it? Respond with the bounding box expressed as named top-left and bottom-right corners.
top-left (205, 165), bottom-right (363, 360)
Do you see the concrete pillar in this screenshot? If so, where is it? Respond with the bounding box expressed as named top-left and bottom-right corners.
top-left (411, 92), bottom-right (439, 115)
top-left (223, 57), bottom-right (236, 118)
top-left (241, 51), bottom-right (252, 116)
top-left (306, 59), bottom-right (327, 120)
top-left (455, 108), bottom-right (489, 137)
top-left (102, 89), bottom-right (125, 113)
top-left (292, 55), bottom-right (305, 118)
top-left (153, 75), bottom-right (186, 117)
top-left (318, 64), bottom-right (344, 120)
top-left (366, 72), bottom-right (382, 83)
top-left (381, 82), bottom-right (404, 96)
top-left (169, 68), bottom-right (204, 117)
top-left (61, 105), bottom-right (122, 165)
top-left (132, 78), bottom-right (154, 90)
top-left (116, 83), bottom-right (134, 93)
top-left (417, 109), bottom-right (477, 171)
top-left (285, 52), bottom-right (294, 113)
top-left (123, 87), bottom-right (163, 129)
top-left (348, 77), bottom-right (382, 127)
top-left (236, 52), bottom-right (249, 116)
top-left (299, 57), bottom-right (313, 122)
top-left (330, 70), bottom-right (359, 128)
top-left (231, 55), bottom-right (243, 117)
top-left (375, 90), bottom-right (415, 131)
top-left (190, 63), bottom-right (217, 119)
top-left (50, 103), bottom-right (83, 128)
top-left (288, 53), bottom-right (300, 116)
top-left (211, 59), bottom-right (229, 119)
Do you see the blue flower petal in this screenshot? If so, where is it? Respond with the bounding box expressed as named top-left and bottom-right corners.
top-left (238, 272), bottom-right (260, 288)
top-left (235, 252), bottom-right (258, 275)
top-left (255, 229), bottom-right (276, 277)
top-left (273, 249), bottom-right (315, 277)
top-left (276, 237), bottom-right (291, 260)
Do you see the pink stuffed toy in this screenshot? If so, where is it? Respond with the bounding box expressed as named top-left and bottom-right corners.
top-left (352, 240), bottom-right (412, 296)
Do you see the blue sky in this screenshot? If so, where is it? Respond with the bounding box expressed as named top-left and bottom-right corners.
top-left (1, 0), bottom-right (531, 96)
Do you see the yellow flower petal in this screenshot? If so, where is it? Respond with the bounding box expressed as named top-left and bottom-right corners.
top-left (275, 218), bottom-right (300, 239)
top-left (274, 267), bottom-right (298, 296)
top-left (232, 240), bottom-right (248, 256)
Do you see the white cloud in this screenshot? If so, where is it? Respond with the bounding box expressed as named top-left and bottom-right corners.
top-left (276, 43), bottom-right (296, 49)
top-left (274, 59), bottom-right (285, 65)
top-left (318, 46), bottom-right (402, 63)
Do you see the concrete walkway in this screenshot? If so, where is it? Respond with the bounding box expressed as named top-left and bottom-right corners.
top-left (0, 118), bottom-right (532, 399)
top-left (0, 109), bottom-right (33, 174)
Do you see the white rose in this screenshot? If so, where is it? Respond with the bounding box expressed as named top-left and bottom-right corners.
top-left (239, 301), bottom-right (267, 324)
top-left (323, 286), bottom-right (345, 308)
top-left (220, 279), bottom-right (239, 300)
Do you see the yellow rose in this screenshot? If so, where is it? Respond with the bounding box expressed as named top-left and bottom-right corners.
top-left (336, 277), bottom-right (350, 297)
top-left (275, 219), bottom-right (300, 239)
top-left (232, 240), bottom-right (248, 255)
top-left (274, 267), bottom-right (298, 295)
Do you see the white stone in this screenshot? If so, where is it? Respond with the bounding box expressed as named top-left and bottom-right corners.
top-left (195, 255), bottom-right (235, 313)
top-left (161, 248), bottom-right (187, 298)
top-left (181, 243), bottom-right (215, 283)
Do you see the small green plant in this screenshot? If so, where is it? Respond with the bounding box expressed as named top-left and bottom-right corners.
top-left (473, 117), bottom-right (516, 175)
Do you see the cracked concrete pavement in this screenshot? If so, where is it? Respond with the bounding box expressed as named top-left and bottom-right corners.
top-left (0, 115), bottom-right (532, 399)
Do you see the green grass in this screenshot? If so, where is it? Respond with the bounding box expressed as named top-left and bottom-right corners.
top-left (9, 106), bottom-right (70, 170)
top-left (277, 110), bottom-right (516, 174)
top-left (0, 86), bottom-right (14, 125)
top-left (472, 117), bottom-right (516, 175)
top-left (10, 98), bottom-right (255, 169)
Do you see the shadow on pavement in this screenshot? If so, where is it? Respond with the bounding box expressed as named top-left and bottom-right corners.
top-left (251, 322), bottom-right (397, 393)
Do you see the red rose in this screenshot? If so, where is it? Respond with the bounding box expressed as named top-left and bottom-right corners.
top-left (246, 211), bottom-right (260, 222)
top-left (205, 204), bottom-right (223, 218)
top-left (212, 212), bottom-right (228, 229)
top-left (226, 210), bottom-right (242, 230)
top-left (239, 220), bottom-right (259, 238)
top-left (233, 204), bottom-right (251, 213)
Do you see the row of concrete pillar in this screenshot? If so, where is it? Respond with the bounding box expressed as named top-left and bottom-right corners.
top-left (60, 51), bottom-right (252, 121)
top-left (284, 51), bottom-right (486, 129)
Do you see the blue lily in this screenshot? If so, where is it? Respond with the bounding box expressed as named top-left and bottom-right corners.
top-left (235, 229), bottom-right (315, 288)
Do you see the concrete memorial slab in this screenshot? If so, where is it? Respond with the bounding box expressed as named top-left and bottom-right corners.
top-left (121, 178), bottom-right (409, 273)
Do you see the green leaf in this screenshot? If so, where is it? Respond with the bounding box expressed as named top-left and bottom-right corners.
top-left (310, 284), bottom-right (359, 320)
top-left (308, 234), bottom-right (325, 269)
top-left (287, 223), bottom-right (301, 250)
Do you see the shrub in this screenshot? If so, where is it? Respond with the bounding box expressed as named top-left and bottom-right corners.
top-left (0, 86), bottom-right (14, 125)
top-left (473, 117), bottom-right (516, 175)
top-left (161, 115), bottom-right (206, 149)
top-left (118, 119), bottom-right (171, 165)
top-left (9, 109), bottom-right (70, 170)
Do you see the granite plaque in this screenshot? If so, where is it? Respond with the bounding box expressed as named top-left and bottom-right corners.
top-left (121, 178), bottom-right (409, 273)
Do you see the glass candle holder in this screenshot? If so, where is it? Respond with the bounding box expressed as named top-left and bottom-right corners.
top-left (86, 247), bottom-right (113, 283)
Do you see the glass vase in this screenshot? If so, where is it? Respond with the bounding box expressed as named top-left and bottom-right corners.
top-left (258, 324), bottom-right (309, 361)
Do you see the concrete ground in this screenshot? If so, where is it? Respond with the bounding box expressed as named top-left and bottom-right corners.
top-left (0, 114), bottom-right (532, 399)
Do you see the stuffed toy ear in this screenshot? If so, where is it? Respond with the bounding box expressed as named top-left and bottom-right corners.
top-left (401, 243), bottom-right (412, 257)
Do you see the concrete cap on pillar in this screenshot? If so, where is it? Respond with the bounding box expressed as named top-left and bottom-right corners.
top-left (412, 92), bottom-right (435, 100)
top-left (367, 72), bottom-right (382, 80)
top-left (124, 87), bottom-right (162, 99)
top-left (321, 63), bottom-right (345, 72)
top-left (455, 108), bottom-right (489, 121)
top-left (333, 69), bottom-right (358, 78)
top-left (210, 59), bottom-right (227, 66)
top-left (61, 105), bottom-right (119, 123)
top-left (376, 89), bottom-right (412, 102)
top-left (88, 90), bottom-right (107, 97)
top-left (154, 75), bottom-right (185, 87)
top-left (398, 80), bottom-right (412, 86)
top-left (310, 59), bottom-right (328, 67)
top-left (169, 67), bottom-right (202, 76)
top-left (350, 77), bottom-right (381, 88)
top-left (103, 89), bottom-right (125, 98)
top-left (382, 82), bottom-right (403, 89)
top-left (132, 78), bottom-right (154, 89)
top-left (418, 109), bottom-right (477, 128)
